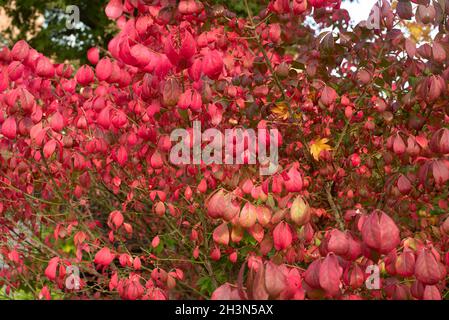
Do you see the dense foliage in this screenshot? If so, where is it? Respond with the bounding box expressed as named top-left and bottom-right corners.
top-left (0, 0), bottom-right (267, 63)
top-left (1, 0), bottom-right (449, 300)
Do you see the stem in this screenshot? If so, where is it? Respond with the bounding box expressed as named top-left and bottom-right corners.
top-left (325, 183), bottom-right (345, 230)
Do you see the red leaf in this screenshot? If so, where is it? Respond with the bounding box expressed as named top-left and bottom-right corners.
top-left (2, 117), bottom-right (17, 139)
top-left (423, 285), bottom-right (442, 300)
top-left (327, 229), bottom-right (350, 256)
top-left (395, 249), bottom-right (416, 277)
top-left (43, 139), bottom-right (57, 158)
top-left (415, 248), bottom-right (445, 285)
top-left (44, 257), bottom-right (60, 281)
top-left (211, 283), bottom-right (240, 300)
top-left (273, 221), bottom-right (292, 251)
top-left (319, 253), bottom-right (343, 297)
top-left (361, 210), bottom-right (400, 254)
top-left (320, 86), bottom-right (338, 106)
top-left (239, 202), bottom-right (257, 228)
top-left (105, 0), bottom-right (123, 19)
top-left (213, 222), bottom-right (230, 246)
top-left (94, 247), bottom-right (115, 266)
top-left (264, 261), bottom-right (287, 298)
top-left (432, 160), bottom-right (449, 184)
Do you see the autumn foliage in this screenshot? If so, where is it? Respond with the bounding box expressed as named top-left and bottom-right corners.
top-left (1, 0), bottom-right (449, 300)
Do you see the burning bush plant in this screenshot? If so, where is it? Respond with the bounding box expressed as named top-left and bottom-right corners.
top-left (1, 0), bottom-right (449, 300)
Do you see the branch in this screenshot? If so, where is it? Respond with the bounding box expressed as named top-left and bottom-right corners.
top-left (325, 183), bottom-right (345, 230)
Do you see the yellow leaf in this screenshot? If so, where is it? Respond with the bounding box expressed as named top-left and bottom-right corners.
top-left (403, 21), bottom-right (431, 42)
top-left (310, 138), bottom-right (332, 161)
top-left (62, 243), bottom-right (75, 254)
top-left (271, 102), bottom-right (290, 120)
top-left (271, 101), bottom-right (301, 121)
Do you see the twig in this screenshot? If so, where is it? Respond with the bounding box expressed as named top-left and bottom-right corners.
top-left (325, 183), bottom-right (345, 230)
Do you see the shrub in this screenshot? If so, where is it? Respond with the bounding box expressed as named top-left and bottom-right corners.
top-left (0, 0), bottom-right (449, 300)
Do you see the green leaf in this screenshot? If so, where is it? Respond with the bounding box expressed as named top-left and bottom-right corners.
top-left (197, 276), bottom-right (214, 296)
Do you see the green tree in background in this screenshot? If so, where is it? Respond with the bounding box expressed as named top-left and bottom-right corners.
top-left (0, 0), bottom-right (115, 63)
